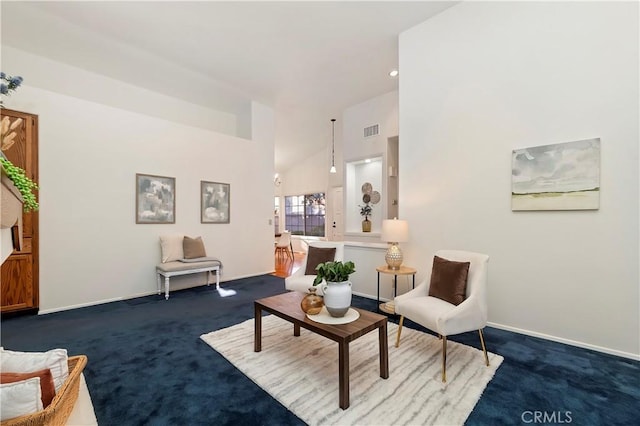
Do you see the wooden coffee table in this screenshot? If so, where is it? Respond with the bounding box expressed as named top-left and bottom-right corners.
top-left (254, 291), bottom-right (389, 409)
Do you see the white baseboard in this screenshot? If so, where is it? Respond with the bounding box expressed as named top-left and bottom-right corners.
top-left (352, 292), bottom-right (639, 361)
top-left (38, 271), bottom-right (276, 314)
top-left (487, 321), bottom-right (640, 361)
top-left (352, 290), bottom-right (390, 302)
top-left (225, 270), bottom-right (276, 282)
top-left (38, 297), bottom-right (123, 315)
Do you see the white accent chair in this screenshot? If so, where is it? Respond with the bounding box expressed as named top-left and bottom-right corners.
top-left (285, 241), bottom-right (344, 296)
top-left (394, 249), bottom-right (490, 382)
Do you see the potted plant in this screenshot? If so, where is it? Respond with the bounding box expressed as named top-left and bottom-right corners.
top-left (1, 72), bottom-right (38, 212)
top-left (359, 203), bottom-right (372, 232)
top-left (313, 260), bottom-right (356, 317)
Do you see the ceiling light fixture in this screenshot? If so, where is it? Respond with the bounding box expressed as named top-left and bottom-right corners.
top-left (389, 69), bottom-right (399, 77)
top-left (330, 118), bottom-right (337, 174)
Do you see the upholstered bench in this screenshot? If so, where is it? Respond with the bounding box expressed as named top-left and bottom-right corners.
top-left (156, 259), bottom-right (221, 300)
top-left (157, 234), bottom-right (225, 300)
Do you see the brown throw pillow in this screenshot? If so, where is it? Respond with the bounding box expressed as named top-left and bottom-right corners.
top-left (0, 369), bottom-right (56, 408)
top-left (304, 247), bottom-right (337, 275)
top-left (183, 236), bottom-right (207, 259)
top-left (428, 255), bottom-right (470, 305)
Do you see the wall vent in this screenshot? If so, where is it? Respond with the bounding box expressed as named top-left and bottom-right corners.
top-left (363, 124), bottom-right (379, 138)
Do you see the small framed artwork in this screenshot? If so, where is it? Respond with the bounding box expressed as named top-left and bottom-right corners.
top-left (201, 181), bottom-right (230, 223)
top-left (136, 173), bottom-right (176, 224)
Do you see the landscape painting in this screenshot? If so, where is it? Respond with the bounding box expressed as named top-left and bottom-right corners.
top-left (512, 138), bottom-right (600, 211)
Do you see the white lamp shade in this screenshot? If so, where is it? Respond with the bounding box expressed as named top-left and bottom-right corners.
top-left (381, 219), bottom-right (409, 243)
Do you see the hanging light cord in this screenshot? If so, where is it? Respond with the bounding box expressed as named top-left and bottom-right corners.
top-left (331, 118), bottom-right (336, 168)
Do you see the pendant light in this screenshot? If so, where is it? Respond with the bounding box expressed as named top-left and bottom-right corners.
top-left (330, 118), bottom-right (337, 173)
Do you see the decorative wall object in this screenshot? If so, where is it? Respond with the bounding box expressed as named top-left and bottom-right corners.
top-left (201, 181), bottom-right (230, 223)
top-left (359, 181), bottom-right (381, 232)
top-left (136, 173), bottom-right (175, 224)
top-left (512, 138), bottom-right (600, 211)
top-left (345, 156), bottom-right (383, 233)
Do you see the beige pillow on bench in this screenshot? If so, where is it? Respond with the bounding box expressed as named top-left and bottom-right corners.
top-left (160, 234), bottom-right (184, 263)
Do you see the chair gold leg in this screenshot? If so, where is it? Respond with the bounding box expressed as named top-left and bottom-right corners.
top-left (395, 316), bottom-right (404, 348)
top-left (441, 336), bottom-right (447, 382)
top-left (479, 329), bottom-right (489, 366)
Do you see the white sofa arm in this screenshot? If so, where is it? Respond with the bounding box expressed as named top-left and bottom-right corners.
top-left (65, 374), bottom-right (97, 425)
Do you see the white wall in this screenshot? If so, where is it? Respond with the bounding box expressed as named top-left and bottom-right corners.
top-left (3, 47), bottom-right (243, 138)
top-left (343, 90), bottom-right (398, 162)
top-left (276, 148), bottom-right (329, 242)
top-left (345, 242), bottom-right (403, 303)
top-left (342, 90), bottom-right (399, 243)
top-left (274, 92), bottom-right (399, 245)
top-left (399, 1), bottom-right (639, 357)
top-left (3, 49), bottom-right (275, 312)
top-left (281, 148), bottom-right (329, 198)
top-left (345, 158), bottom-right (383, 233)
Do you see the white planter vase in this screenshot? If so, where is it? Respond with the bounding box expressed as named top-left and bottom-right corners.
top-left (322, 280), bottom-right (352, 317)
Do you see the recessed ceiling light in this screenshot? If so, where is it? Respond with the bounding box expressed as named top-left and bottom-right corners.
top-left (389, 69), bottom-right (399, 77)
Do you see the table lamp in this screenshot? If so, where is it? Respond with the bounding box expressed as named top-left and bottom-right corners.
top-left (381, 218), bottom-right (409, 270)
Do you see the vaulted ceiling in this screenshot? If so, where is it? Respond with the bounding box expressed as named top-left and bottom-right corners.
top-left (1, 1), bottom-right (456, 172)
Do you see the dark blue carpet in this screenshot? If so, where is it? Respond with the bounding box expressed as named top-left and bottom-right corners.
top-left (1, 275), bottom-right (638, 425)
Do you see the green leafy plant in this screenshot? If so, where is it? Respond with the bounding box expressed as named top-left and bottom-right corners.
top-left (0, 157), bottom-right (39, 212)
top-left (313, 260), bottom-right (356, 285)
top-left (359, 203), bottom-right (372, 220)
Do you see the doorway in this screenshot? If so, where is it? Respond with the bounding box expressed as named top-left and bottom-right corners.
top-left (330, 186), bottom-right (343, 240)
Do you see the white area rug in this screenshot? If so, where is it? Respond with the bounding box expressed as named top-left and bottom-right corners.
top-left (201, 315), bottom-right (503, 426)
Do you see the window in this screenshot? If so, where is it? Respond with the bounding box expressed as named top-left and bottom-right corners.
top-left (285, 193), bottom-right (325, 237)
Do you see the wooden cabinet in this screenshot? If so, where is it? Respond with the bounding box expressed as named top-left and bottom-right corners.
top-left (1, 170), bottom-right (24, 262)
top-left (1, 109), bottom-right (39, 314)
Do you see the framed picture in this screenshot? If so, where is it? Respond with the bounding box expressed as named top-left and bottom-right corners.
top-left (136, 173), bottom-right (176, 224)
top-left (512, 138), bottom-right (600, 211)
top-left (201, 181), bottom-right (230, 223)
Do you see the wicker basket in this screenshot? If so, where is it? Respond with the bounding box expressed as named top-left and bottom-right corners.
top-left (1, 355), bottom-right (88, 426)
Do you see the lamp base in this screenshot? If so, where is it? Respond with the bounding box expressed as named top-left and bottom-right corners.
top-left (385, 244), bottom-right (403, 270)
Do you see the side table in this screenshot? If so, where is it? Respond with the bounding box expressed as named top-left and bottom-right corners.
top-left (376, 265), bottom-right (417, 314)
